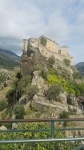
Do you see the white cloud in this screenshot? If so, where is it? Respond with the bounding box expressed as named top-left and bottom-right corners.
top-left (0, 0), bottom-right (84, 63)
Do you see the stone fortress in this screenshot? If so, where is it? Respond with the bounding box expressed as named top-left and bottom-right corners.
top-left (22, 35), bottom-right (73, 64)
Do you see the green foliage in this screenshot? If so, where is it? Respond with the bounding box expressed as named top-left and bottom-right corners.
top-left (0, 75), bottom-right (6, 84)
top-left (73, 71), bottom-right (82, 79)
top-left (48, 67), bottom-right (57, 75)
top-left (47, 74), bottom-right (76, 95)
top-left (46, 83), bottom-right (63, 101)
top-left (18, 75), bottom-right (31, 88)
top-left (59, 110), bottom-right (70, 118)
top-left (16, 72), bottom-right (22, 80)
top-left (63, 59), bottom-right (70, 66)
top-left (17, 75), bottom-right (32, 93)
top-left (0, 100), bottom-right (7, 111)
top-left (40, 68), bottom-right (48, 80)
top-left (40, 37), bottom-right (47, 46)
top-left (48, 55), bottom-right (55, 66)
top-left (59, 111), bottom-right (70, 127)
top-left (6, 89), bottom-right (15, 98)
top-left (6, 89), bottom-right (16, 105)
top-left (14, 105), bottom-right (25, 119)
top-left (0, 122), bottom-right (80, 150)
top-left (27, 85), bottom-right (39, 100)
top-left (0, 55), bottom-right (19, 70)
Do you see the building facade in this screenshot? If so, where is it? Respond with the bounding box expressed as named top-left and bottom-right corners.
top-left (22, 35), bottom-right (73, 64)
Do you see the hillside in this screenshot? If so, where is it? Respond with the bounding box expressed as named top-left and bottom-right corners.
top-left (75, 62), bottom-right (84, 75)
top-left (0, 49), bottom-right (20, 70)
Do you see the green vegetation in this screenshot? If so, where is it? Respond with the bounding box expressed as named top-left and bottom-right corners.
top-left (17, 75), bottom-right (32, 92)
top-left (16, 72), bottom-right (22, 80)
top-left (0, 122), bottom-right (80, 150)
top-left (0, 100), bottom-right (7, 111)
top-left (0, 75), bottom-right (6, 84)
top-left (0, 56), bottom-right (19, 70)
top-left (47, 72), bottom-right (84, 97)
top-left (59, 110), bottom-right (70, 119)
top-left (40, 37), bottom-right (47, 46)
top-left (73, 71), bottom-right (82, 79)
top-left (63, 58), bottom-right (70, 66)
top-left (6, 89), bottom-right (16, 105)
top-left (14, 105), bottom-right (25, 119)
top-left (46, 83), bottom-right (63, 101)
top-left (48, 55), bottom-right (55, 66)
top-left (40, 68), bottom-right (48, 80)
top-left (27, 85), bottom-right (39, 100)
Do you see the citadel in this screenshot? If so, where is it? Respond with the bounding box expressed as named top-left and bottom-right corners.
top-left (22, 35), bottom-right (73, 64)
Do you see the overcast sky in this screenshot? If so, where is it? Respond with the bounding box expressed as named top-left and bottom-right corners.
top-left (0, 0), bottom-right (84, 64)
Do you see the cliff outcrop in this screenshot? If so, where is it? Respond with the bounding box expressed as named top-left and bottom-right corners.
top-left (19, 44), bottom-right (83, 117)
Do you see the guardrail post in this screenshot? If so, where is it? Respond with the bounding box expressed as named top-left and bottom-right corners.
top-left (51, 120), bottom-right (54, 138)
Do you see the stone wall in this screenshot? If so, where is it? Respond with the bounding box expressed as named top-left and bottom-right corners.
top-left (38, 36), bottom-right (59, 53)
top-left (22, 36), bottom-right (73, 64)
top-left (39, 43), bottom-right (73, 64)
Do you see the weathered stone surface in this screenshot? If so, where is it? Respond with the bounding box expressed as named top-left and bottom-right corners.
top-left (67, 93), bottom-right (77, 106)
top-left (19, 95), bottom-right (28, 104)
top-left (31, 71), bottom-right (48, 96)
top-left (57, 92), bottom-right (67, 104)
top-left (12, 123), bottom-right (18, 129)
top-left (33, 94), bottom-right (39, 101)
top-left (0, 125), bottom-right (7, 130)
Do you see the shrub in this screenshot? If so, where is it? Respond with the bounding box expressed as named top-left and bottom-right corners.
top-left (6, 89), bottom-right (15, 98)
top-left (0, 100), bottom-right (8, 111)
top-left (63, 58), bottom-right (70, 66)
top-left (59, 110), bottom-right (69, 118)
top-left (73, 72), bottom-right (82, 79)
top-left (16, 72), bottom-right (22, 80)
top-left (48, 55), bottom-right (55, 66)
top-left (14, 105), bottom-right (25, 119)
top-left (46, 83), bottom-right (63, 101)
top-left (27, 85), bottom-right (39, 100)
top-left (6, 89), bottom-right (16, 105)
top-left (59, 111), bottom-right (70, 127)
top-left (40, 68), bottom-right (48, 80)
top-left (18, 75), bottom-right (31, 89)
top-left (40, 37), bottom-right (47, 46)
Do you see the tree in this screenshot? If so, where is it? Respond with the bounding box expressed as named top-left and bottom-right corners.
top-left (48, 55), bottom-right (55, 66)
top-left (14, 105), bottom-right (25, 119)
top-left (63, 58), bottom-right (70, 66)
top-left (16, 72), bottom-right (22, 80)
top-left (40, 37), bottom-right (47, 46)
top-left (27, 85), bottom-right (39, 100)
top-left (46, 83), bottom-right (63, 101)
top-left (0, 100), bottom-right (7, 111)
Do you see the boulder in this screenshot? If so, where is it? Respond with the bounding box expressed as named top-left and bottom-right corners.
top-left (0, 125), bottom-right (7, 130)
top-left (57, 92), bottom-right (67, 104)
top-left (12, 123), bottom-right (18, 129)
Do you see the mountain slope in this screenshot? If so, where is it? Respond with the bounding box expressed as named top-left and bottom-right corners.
top-left (75, 62), bottom-right (84, 75)
top-left (0, 49), bottom-right (20, 69)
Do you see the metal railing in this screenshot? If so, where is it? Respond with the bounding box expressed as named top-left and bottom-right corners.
top-left (0, 118), bottom-right (84, 149)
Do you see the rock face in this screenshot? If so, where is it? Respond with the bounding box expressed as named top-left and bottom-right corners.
top-left (20, 42), bottom-right (83, 117)
top-left (20, 47), bottom-right (47, 76)
top-left (31, 71), bottom-right (48, 96)
top-left (57, 92), bottom-right (68, 104)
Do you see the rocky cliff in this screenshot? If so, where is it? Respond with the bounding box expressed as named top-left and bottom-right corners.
top-left (19, 44), bottom-right (84, 118)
